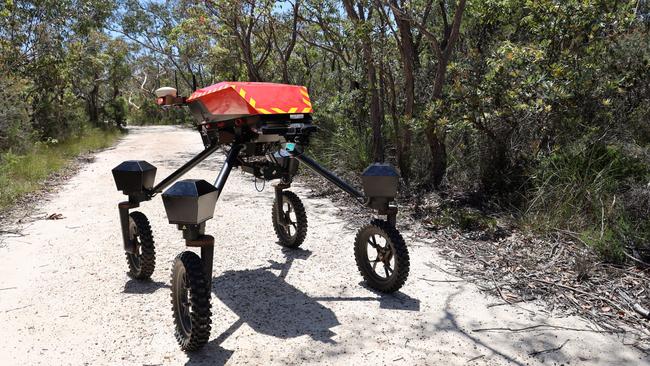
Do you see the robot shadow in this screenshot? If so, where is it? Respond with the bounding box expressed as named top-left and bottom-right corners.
top-left (211, 247), bottom-right (339, 344)
top-left (185, 248), bottom-right (419, 365)
top-left (122, 279), bottom-right (169, 294)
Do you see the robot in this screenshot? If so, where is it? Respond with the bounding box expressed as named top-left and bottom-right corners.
top-left (111, 81), bottom-right (410, 350)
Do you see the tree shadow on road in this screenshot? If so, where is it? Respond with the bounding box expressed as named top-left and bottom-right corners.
top-left (419, 286), bottom-right (581, 365)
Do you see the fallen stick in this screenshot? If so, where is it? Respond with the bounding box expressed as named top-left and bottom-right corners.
top-left (467, 354), bottom-right (485, 362)
top-left (472, 324), bottom-right (622, 333)
top-left (617, 289), bottom-right (650, 319)
top-left (0, 230), bottom-right (24, 236)
top-left (632, 303), bottom-right (650, 319)
top-left (624, 251), bottom-right (650, 268)
top-left (419, 277), bottom-right (464, 283)
top-left (3, 304), bottom-right (33, 313)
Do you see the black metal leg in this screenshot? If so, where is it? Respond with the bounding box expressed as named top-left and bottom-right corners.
top-left (151, 143), bottom-right (221, 194)
top-left (214, 144), bottom-right (244, 199)
top-left (274, 185), bottom-right (284, 212)
top-left (201, 244), bottom-right (214, 284)
top-left (185, 234), bottom-right (215, 284)
top-left (274, 183), bottom-right (290, 225)
top-left (118, 201), bottom-right (139, 253)
top-left (387, 211), bottom-right (397, 227)
top-left (290, 151), bottom-right (366, 203)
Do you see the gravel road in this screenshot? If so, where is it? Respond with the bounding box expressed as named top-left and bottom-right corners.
top-left (0, 126), bottom-right (647, 365)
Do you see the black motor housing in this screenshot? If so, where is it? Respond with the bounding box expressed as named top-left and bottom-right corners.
top-left (361, 163), bottom-right (399, 210)
top-left (162, 179), bottom-right (218, 225)
top-left (112, 160), bottom-right (157, 198)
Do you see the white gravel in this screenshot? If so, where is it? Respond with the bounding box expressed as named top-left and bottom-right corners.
top-left (0, 126), bottom-right (647, 365)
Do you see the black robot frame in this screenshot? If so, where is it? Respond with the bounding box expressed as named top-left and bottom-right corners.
top-left (112, 113), bottom-right (410, 351)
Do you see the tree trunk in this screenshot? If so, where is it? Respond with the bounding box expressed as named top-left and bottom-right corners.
top-left (425, 126), bottom-right (447, 189)
top-left (390, 0), bottom-right (418, 180)
top-left (385, 68), bottom-right (403, 179)
top-left (364, 44), bottom-right (383, 163)
top-left (87, 81), bottom-right (100, 127)
top-left (427, 55), bottom-right (450, 189)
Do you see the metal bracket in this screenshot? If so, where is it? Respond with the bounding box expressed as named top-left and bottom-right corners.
top-left (186, 235), bottom-right (215, 284)
top-left (118, 201), bottom-right (140, 253)
top-left (274, 183), bottom-right (291, 225)
top-left (379, 204), bottom-right (398, 227)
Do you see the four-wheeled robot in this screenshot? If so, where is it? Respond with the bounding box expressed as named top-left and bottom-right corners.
top-left (111, 82), bottom-right (410, 351)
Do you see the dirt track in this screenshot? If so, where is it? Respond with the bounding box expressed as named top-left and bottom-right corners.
top-left (0, 126), bottom-right (647, 365)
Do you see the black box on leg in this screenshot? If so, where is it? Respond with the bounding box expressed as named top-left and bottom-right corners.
top-left (361, 163), bottom-right (399, 211)
top-left (112, 160), bottom-right (157, 196)
top-left (162, 179), bottom-right (218, 225)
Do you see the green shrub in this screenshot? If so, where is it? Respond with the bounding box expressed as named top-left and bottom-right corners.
top-left (525, 142), bottom-right (649, 262)
top-left (0, 73), bottom-right (33, 152)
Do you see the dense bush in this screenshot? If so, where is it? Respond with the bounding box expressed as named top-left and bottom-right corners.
top-left (0, 73), bottom-right (33, 152)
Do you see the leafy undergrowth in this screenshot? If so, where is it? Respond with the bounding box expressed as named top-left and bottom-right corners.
top-left (0, 128), bottom-right (122, 209)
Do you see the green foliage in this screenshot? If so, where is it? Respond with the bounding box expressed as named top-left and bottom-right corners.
top-left (0, 72), bottom-right (33, 152)
top-left (1, 0), bottom-right (649, 265)
top-left (0, 127), bottom-right (121, 209)
top-left (525, 142), bottom-right (649, 261)
top-left (309, 90), bottom-right (373, 171)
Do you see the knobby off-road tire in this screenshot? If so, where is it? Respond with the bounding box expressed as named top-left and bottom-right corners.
top-left (272, 190), bottom-right (308, 248)
top-left (125, 211), bottom-right (156, 280)
top-left (354, 219), bottom-right (410, 293)
top-left (171, 251), bottom-right (212, 351)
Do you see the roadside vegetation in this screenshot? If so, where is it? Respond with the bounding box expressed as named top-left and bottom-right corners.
top-left (0, 128), bottom-right (121, 209)
top-left (1, 2), bottom-right (648, 280)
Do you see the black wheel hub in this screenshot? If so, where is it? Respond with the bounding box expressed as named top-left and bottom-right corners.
top-left (280, 201), bottom-right (297, 238)
top-left (367, 234), bottom-right (395, 280)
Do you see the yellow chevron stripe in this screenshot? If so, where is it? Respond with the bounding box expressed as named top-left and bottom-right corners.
top-left (302, 107), bottom-right (312, 113)
top-left (248, 97), bottom-right (256, 108)
top-left (302, 98), bottom-right (312, 107)
top-left (300, 89), bottom-right (310, 98)
top-left (288, 107), bottom-right (298, 113)
top-left (239, 88), bottom-right (246, 98)
top-left (271, 107), bottom-right (287, 114)
top-left (257, 108), bottom-right (272, 114)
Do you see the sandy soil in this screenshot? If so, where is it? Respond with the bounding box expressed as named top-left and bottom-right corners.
top-left (0, 126), bottom-right (647, 365)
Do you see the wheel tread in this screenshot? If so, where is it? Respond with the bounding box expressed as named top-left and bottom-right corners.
top-left (354, 219), bottom-right (410, 293)
top-left (126, 211), bottom-right (156, 280)
top-left (171, 251), bottom-right (212, 352)
top-left (272, 191), bottom-right (308, 248)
